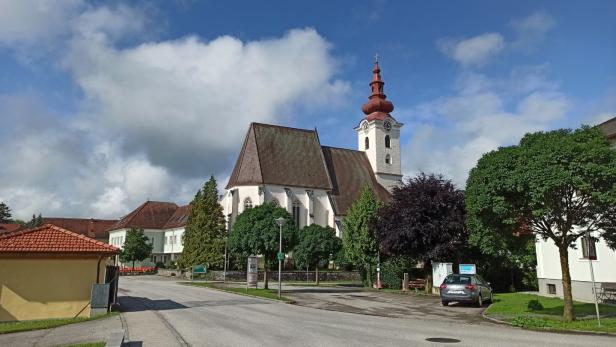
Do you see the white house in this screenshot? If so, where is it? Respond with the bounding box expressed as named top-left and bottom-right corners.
top-left (220, 61), bottom-right (399, 235)
top-left (535, 116), bottom-right (616, 302)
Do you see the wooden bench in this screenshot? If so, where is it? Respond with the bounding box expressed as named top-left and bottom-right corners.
top-left (408, 279), bottom-right (426, 289)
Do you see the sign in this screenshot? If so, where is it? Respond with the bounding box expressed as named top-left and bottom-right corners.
top-left (192, 264), bottom-right (207, 274)
top-left (432, 262), bottom-right (453, 288)
top-left (247, 256), bottom-right (258, 288)
top-left (277, 252), bottom-right (285, 261)
top-left (459, 264), bottom-right (476, 275)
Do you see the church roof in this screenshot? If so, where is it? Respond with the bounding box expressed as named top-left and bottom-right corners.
top-left (322, 146), bottom-right (391, 215)
top-left (226, 123), bottom-right (333, 190)
top-left (599, 116), bottom-right (616, 140)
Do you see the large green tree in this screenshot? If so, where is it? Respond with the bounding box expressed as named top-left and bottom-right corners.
top-left (0, 202), bottom-right (12, 223)
top-left (179, 176), bottom-right (227, 270)
top-left (342, 185), bottom-right (380, 287)
top-left (466, 126), bottom-right (616, 322)
top-left (120, 228), bottom-right (154, 269)
top-left (372, 173), bottom-right (466, 293)
top-left (228, 202), bottom-right (296, 289)
top-left (294, 224), bottom-right (341, 285)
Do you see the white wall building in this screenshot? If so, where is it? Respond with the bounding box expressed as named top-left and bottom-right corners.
top-left (535, 116), bottom-right (616, 302)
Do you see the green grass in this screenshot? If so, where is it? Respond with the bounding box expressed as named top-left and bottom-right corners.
top-left (0, 312), bottom-right (118, 335)
top-left (485, 293), bottom-right (616, 333)
top-left (183, 282), bottom-right (293, 302)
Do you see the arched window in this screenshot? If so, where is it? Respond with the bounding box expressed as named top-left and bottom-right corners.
top-left (365, 137), bottom-right (369, 149)
top-left (385, 154), bottom-right (391, 165)
top-left (243, 197), bottom-right (253, 210)
top-left (292, 200), bottom-right (301, 229)
top-left (385, 135), bottom-right (391, 148)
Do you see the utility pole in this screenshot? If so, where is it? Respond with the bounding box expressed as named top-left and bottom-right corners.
top-left (275, 217), bottom-right (286, 299)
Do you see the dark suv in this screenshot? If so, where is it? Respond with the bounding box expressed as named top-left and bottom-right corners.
top-left (439, 274), bottom-right (493, 307)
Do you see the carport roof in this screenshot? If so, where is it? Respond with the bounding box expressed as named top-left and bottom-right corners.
top-left (0, 224), bottom-right (119, 255)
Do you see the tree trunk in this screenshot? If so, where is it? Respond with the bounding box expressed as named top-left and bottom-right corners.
top-left (132, 260), bottom-right (135, 276)
top-left (365, 263), bottom-right (373, 288)
top-left (558, 245), bottom-right (575, 322)
top-left (264, 268), bottom-right (269, 289)
top-left (315, 265), bottom-right (319, 286)
top-left (424, 261), bottom-right (433, 294)
top-left (510, 268), bottom-right (516, 292)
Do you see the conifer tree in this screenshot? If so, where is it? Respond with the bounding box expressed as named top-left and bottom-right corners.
top-left (179, 176), bottom-right (227, 269)
top-left (0, 202), bottom-right (12, 223)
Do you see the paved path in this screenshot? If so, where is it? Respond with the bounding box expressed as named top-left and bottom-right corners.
top-left (117, 276), bottom-right (615, 346)
top-left (0, 313), bottom-right (122, 347)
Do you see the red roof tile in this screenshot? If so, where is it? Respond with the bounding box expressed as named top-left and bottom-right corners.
top-left (107, 201), bottom-right (179, 231)
top-left (0, 223), bottom-right (22, 234)
top-left (162, 204), bottom-right (191, 229)
top-left (44, 218), bottom-right (117, 239)
top-left (0, 224), bottom-right (119, 255)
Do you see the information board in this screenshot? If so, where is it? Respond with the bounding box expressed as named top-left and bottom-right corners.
top-left (459, 264), bottom-right (476, 275)
top-left (247, 256), bottom-right (259, 288)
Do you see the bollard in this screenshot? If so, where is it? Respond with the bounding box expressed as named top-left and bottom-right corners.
top-left (402, 273), bottom-right (409, 292)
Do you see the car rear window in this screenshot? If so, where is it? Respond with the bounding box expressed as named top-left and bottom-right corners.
top-left (444, 275), bottom-right (472, 284)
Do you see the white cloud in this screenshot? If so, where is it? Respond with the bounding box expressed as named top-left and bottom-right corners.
top-left (510, 11), bottom-right (556, 50)
top-left (437, 33), bottom-right (505, 67)
top-left (403, 67), bottom-right (570, 188)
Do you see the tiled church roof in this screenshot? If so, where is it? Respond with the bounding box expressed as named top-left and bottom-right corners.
top-left (0, 224), bottom-right (118, 255)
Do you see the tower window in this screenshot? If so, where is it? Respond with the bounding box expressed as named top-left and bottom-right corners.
top-left (385, 154), bottom-right (391, 164)
top-left (385, 135), bottom-right (391, 148)
top-left (243, 197), bottom-right (253, 210)
top-left (292, 200), bottom-right (301, 229)
top-left (365, 137), bottom-right (369, 149)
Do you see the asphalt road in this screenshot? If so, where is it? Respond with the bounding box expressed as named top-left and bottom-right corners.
top-left (118, 276), bottom-right (616, 347)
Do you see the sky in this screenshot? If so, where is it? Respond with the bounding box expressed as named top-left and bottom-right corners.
top-left (0, 0), bottom-right (615, 220)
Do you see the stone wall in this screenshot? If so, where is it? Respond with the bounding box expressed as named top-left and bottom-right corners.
top-left (157, 269), bottom-right (360, 282)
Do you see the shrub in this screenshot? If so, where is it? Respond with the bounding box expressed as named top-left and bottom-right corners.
top-left (380, 255), bottom-right (413, 289)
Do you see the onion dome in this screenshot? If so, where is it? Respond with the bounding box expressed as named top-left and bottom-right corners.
top-left (361, 59), bottom-right (394, 117)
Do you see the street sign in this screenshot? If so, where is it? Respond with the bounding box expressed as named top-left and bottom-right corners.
top-left (459, 264), bottom-right (476, 275)
top-left (192, 264), bottom-right (207, 274)
top-left (277, 252), bottom-right (285, 261)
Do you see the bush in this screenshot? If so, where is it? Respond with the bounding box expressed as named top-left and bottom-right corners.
top-left (380, 255), bottom-right (413, 289)
top-left (155, 261), bottom-right (165, 269)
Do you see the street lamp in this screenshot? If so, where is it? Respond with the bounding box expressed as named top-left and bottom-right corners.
top-left (275, 217), bottom-right (286, 299)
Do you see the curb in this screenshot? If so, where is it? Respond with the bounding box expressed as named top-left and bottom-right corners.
top-left (181, 282), bottom-right (296, 304)
top-left (481, 303), bottom-right (616, 337)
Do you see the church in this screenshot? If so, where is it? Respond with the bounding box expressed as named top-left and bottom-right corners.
top-left (221, 61), bottom-right (402, 236)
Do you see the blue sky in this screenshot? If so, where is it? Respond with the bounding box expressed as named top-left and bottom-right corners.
top-left (0, 0), bottom-right (614, 219)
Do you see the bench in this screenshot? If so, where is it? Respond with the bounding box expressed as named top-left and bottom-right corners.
top-left (598, 282), bottom-right (616, 303)
top-left (408, 279), bottom-right (426, 289)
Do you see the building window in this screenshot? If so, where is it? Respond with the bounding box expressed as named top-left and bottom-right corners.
top-left (292, 200), bottom-right (301, 229)
top-left (582, 236), bottom-right (597, 260)
top-left (365, 137), bottom-right (369, 149)
top-left (385, 154), bottom-right (391, 164)
top-left (385, 135), bottom-right (391, 148)
top-left (547, 284), bottom-right (556, 294)
top-left (244, 197), bottom-right (253, 210)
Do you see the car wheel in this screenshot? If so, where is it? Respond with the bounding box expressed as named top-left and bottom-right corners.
top-left (442, 301), bottom-right (449, 306)
top-left (477, 295), bottom-right (483, 307)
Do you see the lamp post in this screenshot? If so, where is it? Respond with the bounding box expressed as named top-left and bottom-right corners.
top-left (275, 217), bottom-right (286, 299)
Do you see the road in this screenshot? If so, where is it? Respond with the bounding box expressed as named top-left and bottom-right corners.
top-left (118, 276), bottom-right (615, 347)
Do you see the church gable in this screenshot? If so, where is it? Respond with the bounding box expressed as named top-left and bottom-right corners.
top-left (226, 123), bottom-right (332, 190)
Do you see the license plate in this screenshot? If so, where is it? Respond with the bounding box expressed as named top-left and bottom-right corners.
top-left (448, 290), bottom-right (464, 294)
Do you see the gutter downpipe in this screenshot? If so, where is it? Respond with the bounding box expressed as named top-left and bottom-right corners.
top-left (96, 256), bottom-right (103, 284)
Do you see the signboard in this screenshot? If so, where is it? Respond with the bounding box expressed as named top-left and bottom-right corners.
top-left (432, 262), bottom-right (453, 288)
top-left (192, 264), bottom-right (207, 274)
top-left (247, 256), bottom-right (258, 288)
top-left (277, 252), bottom-right (285, 261)
top-left (459, 264), bottom-right (476, 275)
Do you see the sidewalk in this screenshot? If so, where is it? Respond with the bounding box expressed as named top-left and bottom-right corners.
top-left (0, 314), bottom-right (122, 347)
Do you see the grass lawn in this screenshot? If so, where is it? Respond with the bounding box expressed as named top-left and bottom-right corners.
top-left (183, 282), bottom-right (293, 302)
top-left (485, 293), bottom-right (616, 333)
top-left (0, 312), bottom-right (118, 335)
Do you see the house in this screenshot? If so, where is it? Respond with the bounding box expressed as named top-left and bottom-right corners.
top-left (43, 218), bottom-right (117, 243)
top-left (535, 116), bottom-right (616, 302)
top-left (0, 224), bottom-right (118, 321)
top-left (107, 201), bottom-right (191, 264)
top-left (220, 61), bottom-right (397, 235)
top-left (0, 223), bottom-right (21, 234)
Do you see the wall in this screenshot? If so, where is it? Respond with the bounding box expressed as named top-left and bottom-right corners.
top-left (163, 227), bottom-right (185, 255)
top-left (0, 257), bottom-right (108, 322)
top-left (356, 118), bottom-right (402, 191)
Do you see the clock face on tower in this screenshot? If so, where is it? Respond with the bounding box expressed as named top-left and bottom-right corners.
top-left (383, 120), bottom-right (392, 131)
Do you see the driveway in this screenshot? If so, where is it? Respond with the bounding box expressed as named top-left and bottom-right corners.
top-left (283, 285), bottom-right (484, 323)
top-left (115, 276), bottom-right (615, 346)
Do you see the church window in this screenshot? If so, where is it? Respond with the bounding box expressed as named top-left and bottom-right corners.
top-left (292, 200), bottom-right (301, 229)
top-left (385, 135), bottom-right (391, 148)
top-left (365, 137), bottom-right (369, 149)
top-left (385, 154), bottom-right (391, 165)
top-left (244, 197), bottom-right (253, 210)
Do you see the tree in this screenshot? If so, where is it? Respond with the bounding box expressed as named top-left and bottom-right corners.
top-left (293, 224), bottom-right (341, 285)
top-left (0, 202), bottom-right (12, 223)
top-left (466, 126), bottom-right (616, 322)
top-left (120, 228), bottom-right (154, 270)
top-left (342, 185), bottom-right (380, 287)
top-left (228, 202), bottom-right (296, 289)
top-left (179, 176), bottom-right (227, 270)
top-left (372, 173), bottom-right (466, 294)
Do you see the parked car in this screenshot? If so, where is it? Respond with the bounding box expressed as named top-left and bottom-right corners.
top-left (439, 274), bottom-right (493, 307)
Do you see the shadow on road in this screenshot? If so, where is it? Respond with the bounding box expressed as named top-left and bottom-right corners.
top-left (119, 296), bottom-right (188, 312)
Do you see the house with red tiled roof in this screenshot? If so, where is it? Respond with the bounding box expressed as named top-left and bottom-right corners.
top-left (43, 217), bottom-right (117, 243)
top-left (221, 61), bottom-right (398, 236)
top-left (0, 223), bottom-right (21, 234)
top-left (0, 224), bottom-right (118, 321)
top-left (107, 201), bottom-right (191, 264)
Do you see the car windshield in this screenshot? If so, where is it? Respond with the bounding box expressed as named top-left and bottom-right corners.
top-left (444, 275), bottom-right (472, 285)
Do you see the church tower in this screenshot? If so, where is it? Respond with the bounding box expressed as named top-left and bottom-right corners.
top-left (355, 59), bottom-right (403, 192)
